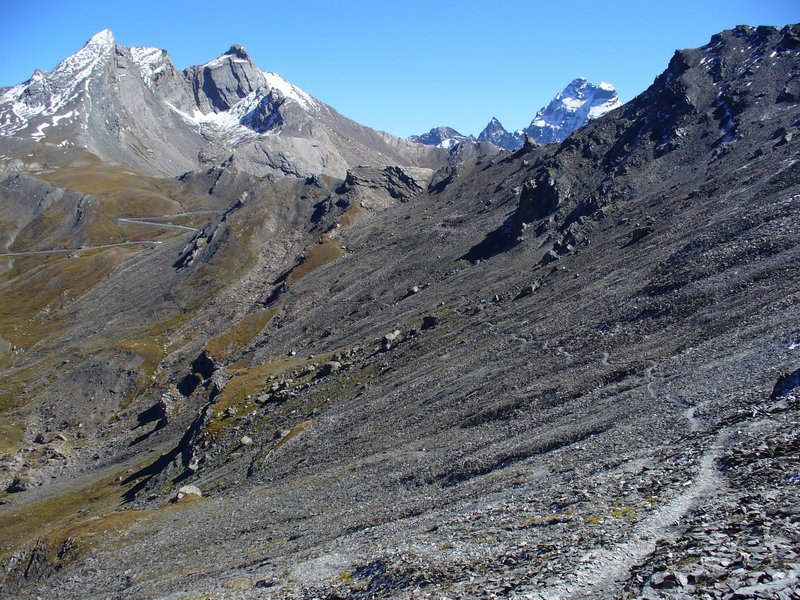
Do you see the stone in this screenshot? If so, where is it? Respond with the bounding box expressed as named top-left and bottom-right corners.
top-left (241, 435), bottom-right (254, 446)
top-left (650, 571), bottom-right (681, 589)
top-left (319, 361), bottom-right (342, 377)
top-left (422, 316), bottom-right (440, 330)
top-left (6, 474), bottom-right (35, 493)
top-left (630, 226), bottom-right (654, 244)
top-left (381, 330), bottom-right (402, 351)
top-left (175, 485), bottom-right (202, 502)
top-left (541, 250), bottom-right (560, 265)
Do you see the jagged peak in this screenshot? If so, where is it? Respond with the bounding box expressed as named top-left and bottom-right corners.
top-left (200, 45), bottom-right (256, 69)
top-left (225, 44), bottom-right (250, 60)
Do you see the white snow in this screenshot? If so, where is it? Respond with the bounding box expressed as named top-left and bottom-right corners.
top-left (201, 55), bottom-right (239, 69)
top-left (263, 72), bottom-right (317, 111)
top-left (562, 97), bottom-right (584, 111)
top-left (588, 97), bottom-right (622, 119)
top-left (437, 138), bottom-right (460, 150)
top-left (598, 82), bottom-right (615, 91)
top-left (0, 29), bottom-right (113, 136)
top-left (131, 47), bottom-right (168, 87)
top-left (166, 93), bottom-right (265, 144)
top-left (52, 110), bottom-right (75, 125)
top-left (31, 122), bottom-right (50, 140)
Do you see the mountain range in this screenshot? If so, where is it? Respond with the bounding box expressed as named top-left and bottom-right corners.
top-left (410, 78), bottom-right (623, 150)
top-left (0, 23), bottom-right (799, 600)
top-left (0, 30), bottom-right (447, 179)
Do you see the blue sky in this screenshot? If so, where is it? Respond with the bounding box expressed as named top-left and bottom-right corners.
top-left (1, 1), bottom-right (798, 138)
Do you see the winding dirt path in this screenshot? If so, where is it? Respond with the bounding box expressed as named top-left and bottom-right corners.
top-left (530, 431), bottom-right (730, 599)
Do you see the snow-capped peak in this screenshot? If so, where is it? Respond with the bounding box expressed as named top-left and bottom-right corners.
top-left (526, 78), bottom-right (622, 144)
top-left (130, 46), bottom-right (170, 88)
top-left (477, 116), bottom-right (522, 150)
top-left (0, 28), bottom-right (115, 136)
top-left (88, 29), bottom-right (116, 48)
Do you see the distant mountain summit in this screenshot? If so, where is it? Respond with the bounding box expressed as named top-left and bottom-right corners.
top-left (408, 126), bottom-right (474, 149)
top-left (412, 78), bottom-right (622, 151)
top-left (524, 77), bottom-right (621, 145)
top-left (476, 117), bottom-right (520, 149)
top-left (0, 30), bottom-right (446, 178)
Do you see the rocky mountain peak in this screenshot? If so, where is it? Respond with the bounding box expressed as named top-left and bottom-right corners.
top-left (87, 28), bottom-right (116, 49)
top-left (414, 78), bottom-right (623, 152)
top-left (525, 77), bottom-right (622, 145)
top-left (225, 44), bottom-right (251, 60)
top-left (408, 126), bottom-right (473, 149)
top-left (187, 45), bottom-right (267, 113)
top-left (477, 116), bottom-right (521, 150)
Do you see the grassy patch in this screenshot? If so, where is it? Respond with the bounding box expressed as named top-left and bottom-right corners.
top-left (0, 247), bottom-right (138, 349)
top-left (338, 203), bottom-right (361, 227)
top-left (0, 453), bottom-right (200, 566)
top-left (205, 308), bottom-right (277, 362)
top-left (0, 420), bottom-right (24, 455)
top-left (286, 234), bottom-right (343, 286)
top-left (0, 471), bottom-right (130, 561)
top-left (202, 358), bottom-right (303, 439)
top-left (116, 336), bottom-right (166, 407)
top-left (586, 504), bottom-right (638, 524)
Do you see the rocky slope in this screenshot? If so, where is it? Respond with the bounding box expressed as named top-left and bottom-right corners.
top-left (0, 31), bottom-right (447, 179)
top-left (0, 23), bottom-right (798, 600)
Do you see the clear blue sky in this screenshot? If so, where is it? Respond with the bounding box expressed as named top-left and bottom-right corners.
top-left (1, 1), bottom-right (797, 138)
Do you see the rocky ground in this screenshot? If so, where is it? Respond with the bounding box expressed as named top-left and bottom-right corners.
top-left (0, 23), bottom-right (798, 600)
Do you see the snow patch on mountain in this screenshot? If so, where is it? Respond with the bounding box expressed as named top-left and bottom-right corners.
top-left (0, 29), bottom-right (114, 136)
top-left (409, 126), bottom-right (474, 149)
top-left (263, 72), bottom-right (318, 112)
top-left (130, 47), bottom-right (168, 87)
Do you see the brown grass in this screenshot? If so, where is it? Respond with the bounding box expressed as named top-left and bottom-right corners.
top-left (0, 247), bottom-right (138, 349)
top-left (202, 358), bottom-right (304, 438)
top-left (338, 203), bottom-right (361, 227)
top-left (205, 308), bottom-right (277, 362)
top-left (0, 471), bottom-right (130, 561)
top-left (274, 419), bottom-right (313, 451)
top-left (285, 234), bottom-right (343, 285)
top-left (116, 336), bottom-right (166, 406)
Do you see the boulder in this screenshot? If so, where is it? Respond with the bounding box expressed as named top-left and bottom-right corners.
top-left (422, 316), bottom-right (440, 330)
top-left (174, 485), bottom-right (202, 502)
top-left (381, 330), bottom-right (402, 351)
